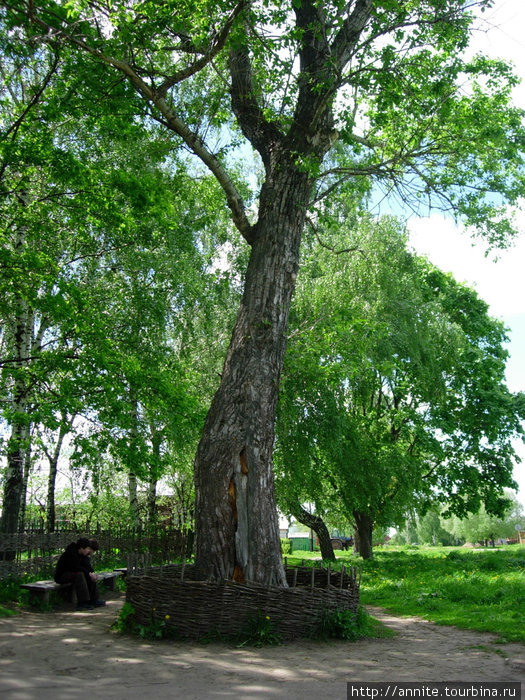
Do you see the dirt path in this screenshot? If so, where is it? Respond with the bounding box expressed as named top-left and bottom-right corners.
top-left (0, 592), bottom-right (523, 699)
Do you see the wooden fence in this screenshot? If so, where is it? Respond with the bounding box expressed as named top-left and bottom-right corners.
top-left (0, 528), bottom-right (189, 579)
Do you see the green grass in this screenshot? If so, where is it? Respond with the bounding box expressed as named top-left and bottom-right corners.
top-left (0, 603), bottom-right (19, 617)
top-left (286, 545), bottom-right (525, 643)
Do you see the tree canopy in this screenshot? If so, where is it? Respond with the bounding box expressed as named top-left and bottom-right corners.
top-left (275, 216), bottom-right (524, 557)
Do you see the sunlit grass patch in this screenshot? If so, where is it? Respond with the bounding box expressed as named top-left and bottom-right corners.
top-left (356, 546), bottom-right (525, 642)
top-left (284, 546), bottom-right (525, 642)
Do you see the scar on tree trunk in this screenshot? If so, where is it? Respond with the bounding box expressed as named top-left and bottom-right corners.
top-left (229, 448), bottom-right (250, 584)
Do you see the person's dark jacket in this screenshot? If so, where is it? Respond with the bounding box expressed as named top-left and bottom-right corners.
top-left (54, 542), bottom-right (89, 582)
top-left (80, 554), bottom-right (94, 575)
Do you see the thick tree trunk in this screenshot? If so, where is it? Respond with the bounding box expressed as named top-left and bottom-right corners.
top-left (290, 504), bottom-right (336, 562)
top-left (194, 168), bottom-right (313, 585)
top-left (353, 511), bottom-right (374, 559)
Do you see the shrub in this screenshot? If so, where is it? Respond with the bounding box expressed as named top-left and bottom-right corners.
top-left (310, 605), bottom-right (374, 641)
top-left (280, 538), bottom-right (291, 555)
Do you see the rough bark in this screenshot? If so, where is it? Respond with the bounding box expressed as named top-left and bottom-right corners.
top-left (193, 1), bottom-right (373, 584)
top-left (290, 503), bottom-right (336, 562)
top-left (353, 510), bottom-right (374, 559)
top-left (18, 433), bottom-right (32, 531)
top-left (147, 429), bottom-right (162, 529)
top-left (194, 163), bottom-right (316, 585)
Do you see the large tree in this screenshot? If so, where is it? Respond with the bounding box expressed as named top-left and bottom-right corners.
top-left (5, 0), bottom-right (525, 582)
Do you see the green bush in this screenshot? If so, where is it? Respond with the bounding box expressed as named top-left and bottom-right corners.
top-left (310, 605), bottom-right (376, 641)
top-left (280, 538), bottom-right (291, 555)
top-left (113, 602), bottom-right (181, 640)
top-left (0, 577), bottom-right (23, 604)
top-left (0, 604), bottom-right (18, 617)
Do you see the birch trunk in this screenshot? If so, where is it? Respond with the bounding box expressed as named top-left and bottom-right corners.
top-left (128, 399), bottom-right (141, 529)
top-left (147, 430), bottom-right (161, 529)
top-left (0, 226), bottom-right (32, 537)
top-left (18, 432), bottom-right (32, 531)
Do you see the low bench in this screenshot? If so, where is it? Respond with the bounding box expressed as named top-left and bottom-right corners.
top-left (20, 571), bottom-right (123, 604)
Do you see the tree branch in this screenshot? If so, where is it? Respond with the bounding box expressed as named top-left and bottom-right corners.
top-left (157, 0), bottom-right (249, 96)
top-left (20, 4), bottom-right (254, 244)
top-left (228, 40), bottom-right (284, 172)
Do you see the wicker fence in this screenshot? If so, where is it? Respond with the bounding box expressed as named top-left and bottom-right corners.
top-left (0, 528), bottom-right (188, 579)
top-left (126, 562), bottom-right (361, 640)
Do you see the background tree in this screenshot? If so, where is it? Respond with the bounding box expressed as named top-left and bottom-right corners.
top-left (0, 19), bottom-right (239, 535)
top-left (275, 216), bottom-right (524, 558)
top-left (415, 507), bottom-right (456, 547)
top-left (447, 491), bottom-right (525, 546)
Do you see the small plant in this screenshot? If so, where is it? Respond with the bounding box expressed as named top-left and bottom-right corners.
top-left (137, 613), bottom-right (181, 641)
top-left (280, 538), bottom-right (291, 555)
top-left (0, 577), bottom-right (23, 604)
top-left (237, 610), bottom-right (282, 647)
top-left (113, 601), bottom-right (137, 634)
top-left (310, 605), bottom-right (379, 641)
top-left (113, 603), bottom-right (180, 640)
top-left (199, 626), bottom-right (227, 644)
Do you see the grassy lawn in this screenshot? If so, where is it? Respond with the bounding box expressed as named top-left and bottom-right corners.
top-left (285, 545), bottom-right (525, 643)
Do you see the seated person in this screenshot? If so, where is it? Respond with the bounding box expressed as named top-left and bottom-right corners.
top-left (54, 537), bottom-right (106, 610)
top-left (80, 539), bottom-right (106, 608)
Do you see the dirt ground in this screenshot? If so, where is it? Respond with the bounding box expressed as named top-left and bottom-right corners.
top-left (0, 591), bottom-right (523, 700)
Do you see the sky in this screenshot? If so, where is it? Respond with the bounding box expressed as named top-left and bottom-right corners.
top-left (407, 0), bottom-right (525, 513)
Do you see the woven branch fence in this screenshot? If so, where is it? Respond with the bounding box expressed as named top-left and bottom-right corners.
top-left (126, 562), bottom-right (361, 640)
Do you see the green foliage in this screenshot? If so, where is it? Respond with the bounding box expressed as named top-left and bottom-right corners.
top-left (4, 0), bottom-right (525, 575)
top-left (0, 577), bottom-right (23, 604)
top-left (280, 538), bottom-right (291, 555)
top-left (237, 610), bottom-right (282, 648)
top-left (0, 604), bottom-right (18, 617)
top-left (309, 605), bottom-right (379, 641)
top-left (415, 508), bottom-right (456, 546)
top-left (276, 216), bottom-right (523, 552)
top-left (446, 493), bottom-right (525, 543)
top-left (113, 601), bottom-right (137, 634)
top-left (113, 602), bottom-right (182, 640)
